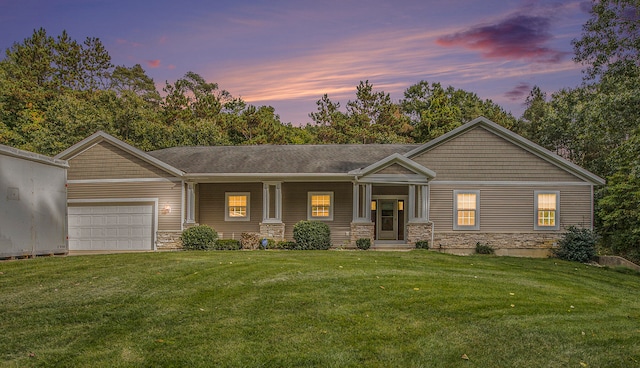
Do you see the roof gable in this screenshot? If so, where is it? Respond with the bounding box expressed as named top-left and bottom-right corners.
top-left (349, 153), bottom-right (435, 183)
top-left (55, 131), bottom-right (184, 178)
top-left (405, 117), bottom-right (605, 185)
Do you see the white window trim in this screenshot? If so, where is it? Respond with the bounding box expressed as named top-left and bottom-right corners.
top-left (534, 190), bottom-right (560, 230)
top-left (453, 190), bottom-right (480, 231)
top-left (225, 192), bottom-right (250, 222)
top-left (308, 192), bottom-right (334, 221)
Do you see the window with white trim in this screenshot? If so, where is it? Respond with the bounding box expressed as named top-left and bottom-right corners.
top-left (308, 192), bottom-right (334, 221)
top-left (535, 191), bottom-right (559, 230)
top-left (225, 192), bottom-right (250, 221)
top-left (453, 190), bottom-right (480, 230)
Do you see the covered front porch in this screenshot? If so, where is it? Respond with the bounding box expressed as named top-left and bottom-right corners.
top-left (348, 152), bottom-right (436, 248)
top-left (350, 183), bottom-right (433, 248)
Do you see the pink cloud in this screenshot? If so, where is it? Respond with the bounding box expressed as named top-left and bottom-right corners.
top-left (504, 82), bottom-right (531, 101)
top-left (146, 59), bottom-right (161, 68)
top-left (167, 64), bottom-right (176, 70)
top-left (436, 14), bottom-right (569, 63)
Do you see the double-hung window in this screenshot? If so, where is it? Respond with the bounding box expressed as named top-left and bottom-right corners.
top-left (308, 192), bottom-right (334, 221)
top-left (453, 190), bottom-right (480, 230)
top-left (535, 191), bottom-right (559, 230)
top-left (225, 192), bottom-right (250, 221)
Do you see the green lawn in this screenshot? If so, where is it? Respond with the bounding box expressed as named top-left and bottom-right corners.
top-left (1, 251), bottom-right (639, 367)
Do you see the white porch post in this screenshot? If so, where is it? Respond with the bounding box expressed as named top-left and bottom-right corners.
top-left (263, 182), bottom-right (282, 222)
top-left (186, 182), bottom-right (196, 224)
top-left (352, 183), bottom-right (372, 222)
top-left (408, 184), bottom-right (428, 222)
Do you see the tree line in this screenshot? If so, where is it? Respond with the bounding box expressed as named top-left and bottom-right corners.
top-left (0, 0), bottom-right (638, 262)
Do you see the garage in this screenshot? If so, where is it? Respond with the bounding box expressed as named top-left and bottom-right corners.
top-left (68, 204), bottom-right (154, 251)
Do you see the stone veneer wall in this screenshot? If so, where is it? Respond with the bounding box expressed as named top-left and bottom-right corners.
top-left (432, 232), bottom-right (562, 257)
top-left (350, 222), bottom-right (375, 247)
top-left (156, 231), bottom-right (183, 250)
top-left (259, 222), bottom-right (286, 241)
top-left (407, 222), bottom-right (433, 245)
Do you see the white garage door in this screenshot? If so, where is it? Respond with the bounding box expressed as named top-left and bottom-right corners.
top-left (68, 204), bottom-right (154, 251)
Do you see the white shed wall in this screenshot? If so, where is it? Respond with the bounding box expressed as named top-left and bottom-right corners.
top-left (0, 146), bottom-right (68, 257)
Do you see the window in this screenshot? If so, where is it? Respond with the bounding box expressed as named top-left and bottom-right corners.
top-left (225, 193), bottom-right (250, 221)
top-left (535, 191), bottom-right (559, 230)
top-left (453, 190), bottom-right (480, 230)
top-left (308, 192), bottom-right (334, 220)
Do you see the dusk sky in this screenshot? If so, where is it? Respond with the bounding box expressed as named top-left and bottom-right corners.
top-left (0, 0), bottom-right (592, 125)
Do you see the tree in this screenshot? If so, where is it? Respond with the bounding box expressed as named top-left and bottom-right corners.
top-left (401, 81), bottom-right (515, 142)
top-left (573, 0), bottom-right (640, 79)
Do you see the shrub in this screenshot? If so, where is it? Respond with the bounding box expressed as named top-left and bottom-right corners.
top-left (181, 225), bottom-right (218, 250)
top-left (292, 221), bottom-right (331, 250)
top-left (356, 238), bottom-right (371, 250)
top-left (553, 226), bottom-right (597, 263)
top-left (214, 239), bottom-right (241, 250)
top-left (274, 241), bottom-right (298, 250)
top-left (475, 242), bottom-right (495, 255)
top-left (259, 238), bottom-right (276, 250)
top-left (415, 240), bottom-right (430, 249)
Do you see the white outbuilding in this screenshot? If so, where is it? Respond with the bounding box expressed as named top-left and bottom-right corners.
top-left (0, 144), bottom-right (68, 258)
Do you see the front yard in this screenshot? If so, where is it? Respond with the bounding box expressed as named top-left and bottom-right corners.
top-left (1, 251), bottom-right (639, 367)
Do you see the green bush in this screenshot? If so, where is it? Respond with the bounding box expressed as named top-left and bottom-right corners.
top-left (274, 241), bottom-right (298, 250)
top-left (415, 240), bottom-right (430, 249)
top-left (214, 239), bottom-right (241, 250)
top-left (259, 238), bottom-right (276, 250)
top-left (475, 242), bottom-right (495, 255)
top-left (292, 221), bottom-right (332, 250)
top-left (181, 225), bottom-right (218, 250)
top-left (553, 226), bottom-right (597, 263)
top-left (356, 238), bottom-right (371, 250)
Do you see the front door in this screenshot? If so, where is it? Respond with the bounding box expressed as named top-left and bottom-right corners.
top-left (378, 199), bottom-right (397, 240)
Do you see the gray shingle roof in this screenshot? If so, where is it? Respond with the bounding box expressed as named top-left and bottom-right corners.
top-left (147, 144), bottom-right (420, 174)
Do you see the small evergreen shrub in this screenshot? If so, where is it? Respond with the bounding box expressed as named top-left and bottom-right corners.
top-left (415, 240), bottom-right (430, 249)
top-left (275, 241), bottom-right (298, 250)
top-left (181, 225), bottom-right (218, 250)
top-left (214, 239), bottom-right (241, 250)
top-left (553, 226), bottom-right (597, 263)
top-left (475, 242), bottom-right (495, 255)
top-left (292, 221), bottom-right (332, 250)
top-left (259, 238), bottom-right (276, 250)
top-left (356, 238), bottom-right (371, 250)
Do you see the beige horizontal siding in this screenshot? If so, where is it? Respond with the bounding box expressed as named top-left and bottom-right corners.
top-left (282, 182), bottom-right (352, 246)
top-left (376, 163), bottom-right (415, 175)
top-left (68, 141), bottom-right (172, 180)
top-left (430, 184), bottom-right (593, 233)
top-left (198, 183), bottom-right (263, 238)
top-left (67, 181), bottom-right (182, 231)
top-left (412, 127), bottom-right (582, 182)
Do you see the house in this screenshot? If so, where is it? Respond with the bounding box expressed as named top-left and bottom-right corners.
top-left (1, 144), bottom-right (68, 258)
top-left (55, 117), bottom-right (605, 256)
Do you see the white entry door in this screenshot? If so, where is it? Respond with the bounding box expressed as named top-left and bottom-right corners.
top-left (68, 204), bottom-right (154, 251)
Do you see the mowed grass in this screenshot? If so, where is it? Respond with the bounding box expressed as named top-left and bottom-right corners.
top-left (1, 251), bottom-right (639, 367)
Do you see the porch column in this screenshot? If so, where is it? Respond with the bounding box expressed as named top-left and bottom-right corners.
top-left (352, 182), bottom-right (372, 222)
top-left (186, 182), bottom-right (196, 224)
top-left (408, 184), bottom-right (428, 222)
top-left (262, 182), bottom-right (282, 222)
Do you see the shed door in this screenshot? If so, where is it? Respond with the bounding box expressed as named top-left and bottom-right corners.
top-left (68, 204), bottom-right (154, 251)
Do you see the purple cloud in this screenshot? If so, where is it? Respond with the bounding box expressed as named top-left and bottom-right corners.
top-left (504, 82), bottom-right (531, 101)
top-left (436, 14), bottom-right (569, 63)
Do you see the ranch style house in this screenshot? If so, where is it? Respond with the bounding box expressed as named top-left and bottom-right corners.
top-left (55, 117), bottom-right (605, 256)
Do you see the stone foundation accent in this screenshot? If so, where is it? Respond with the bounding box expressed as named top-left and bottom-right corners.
top-left (156, 231), bottom-right (183, 250)
top-left (407, 222), bottom-right (433, 245)
top-left (259, 222), bottom-right (285, 241)
top-left (350, 222), bottom-right (375, 247)
top-left (431, 232), bottom-right (562, 257)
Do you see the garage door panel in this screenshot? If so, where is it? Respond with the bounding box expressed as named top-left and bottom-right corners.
top-left (69, 204), bottom-right (154, 251)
